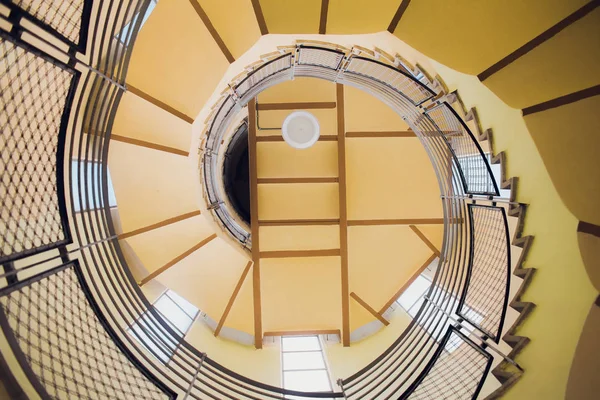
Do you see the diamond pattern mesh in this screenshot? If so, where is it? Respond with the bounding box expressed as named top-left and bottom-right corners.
top-left (297, 47), bottom-right (344, 69)
top-left (407, 330), bottom-right (490, 400)
top-left (0, 264), bottom-right (170, 399)
top-left (459, 205), bottom-right (509, 341)
top-left (0, 36), bottom-right (74, 262)
top-left (11, 0), bottom-right (87, 45)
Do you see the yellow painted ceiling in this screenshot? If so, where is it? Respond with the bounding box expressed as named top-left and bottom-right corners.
top-left (259, 0), bottom-right (322, 33)
top-left (394, 0), bottom-right (589, 75)
top-left (108, 141), bottom-right (198, 231)
top-left (127, 0), bottom-right (230, 118)
top-left (198, 0), bottom-right (262, 59)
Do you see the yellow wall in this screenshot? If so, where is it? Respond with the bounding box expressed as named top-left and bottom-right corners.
top-left (108, 141), bottom-right (198, 231)
top-left (344, 83), bottom-right (410, 132)
top-left (123, 214), bottom-right (214, 274)
top-left (261, 256), bottom-right (342, 331)
top-left (198, 0), bottom-right (262, 59)
top-left (257, 183), bottom-right (340, 220)
top-left (394, 0), bottom-right (589, 75)
top-left (327, 0), bottom-right (400, 34)
top-left (258, 77), bottom-right (336, 103)
top-left (257, 141), bottom-right (338, 178)
top-left (483, 7), bottom-right (600, 109)
top-left (260, 225), bottom-right (340, 251)
top-left (524, 96), bottom-right (600, 226)
top-left (346, 137), bottom-right (441, 220)
top-left (113, 91), bottom-right (191, 151)
top-left (260, 0), bottom-right (321, 33)
top-left (127, 0), bottom-right (229, 118)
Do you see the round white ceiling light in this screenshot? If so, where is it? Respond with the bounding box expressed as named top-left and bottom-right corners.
top-left (281, 111), bottom-right (320, 149)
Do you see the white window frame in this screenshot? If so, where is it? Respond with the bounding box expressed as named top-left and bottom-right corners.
top-left (129, 289), bottom-right (199, 364)
top-left (280, 335), bottom-right (335, 394)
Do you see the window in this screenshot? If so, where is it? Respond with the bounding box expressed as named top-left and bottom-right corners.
top-left (71, 160), bottom-right (117, 211)
top-left (397, 273), bottom-right (485, 353)
top-left (281, 336), bottom-right (332, 393)
top-left (117, 0), bottom-right (157, 45)
top-left (397, 274), bottom-right (432, 318)
top-left (129, 290), bottom-right (199, 363)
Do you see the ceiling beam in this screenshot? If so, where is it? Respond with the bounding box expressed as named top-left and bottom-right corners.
top-left (348, 218), bottom-right (444, 226)
top-left (256, 102), bottom-right (337, 110)
top-left (188, 0), bottom-right (235, 63)
top-left (214, 261), bottom-right (253, 337)
top-left (110, 134), bottom-right (189, 157)
top-left (378, 252), bottom-right (438, 314)
top-left (250, 0), bottom-right (268, 35)
top-left (256, 135), bottom-right (337, 142)
top-left (346, 131), bottom-right (416, 138)
top-left (258, 219), bottom-right (340, 226)
top-left (350, 292), bottom-right (389, 326)
top-left (260, 249), bottom-right (340, 259)
top-left (127, 84), bottom-right (194, 124)
top-left (118, 210), bottom-right (201, 239)
top-left (409, 225), bottom-right (441, 256)
top-left (388, 0), bottom-right (412, 33)
top-left (139, 233), bottom-right (217, 286)
top-left (257, 177), bottom-right (338, 184)
top-left (319, 0), bottom-right (330, 34)
top-left (264, 329), bottom-right (341, 337)
top-left (337, 83), bottom-right (350, 347)
top-left (248, 98), bottom-right (263, 349)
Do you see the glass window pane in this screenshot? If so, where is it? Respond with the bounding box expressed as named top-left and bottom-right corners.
top-left (118, 0), bottom-right (157, 44)
top-left (283, 351), bottom-right (325, 371)
top-left (398, 275), bottom-right (431, 311)
top-left (71, 161), bottom-right (116, 211)
top-left (282, 336), bottom-right (321, 352)
top-left (166, 290), bottom-right (199, 319)
top-left (129, 322), bottom-right (174, 363)
top-left (283, 370), bottom-right (331, 392)
top-left (154, 295), bottom-right (192, 334)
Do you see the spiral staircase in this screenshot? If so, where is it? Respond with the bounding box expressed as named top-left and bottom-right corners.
top-left (0, 1), bottom-right (598, 399)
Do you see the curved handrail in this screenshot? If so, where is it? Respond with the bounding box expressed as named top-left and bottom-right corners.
top-left (0, 5), bottom-right (517, 398)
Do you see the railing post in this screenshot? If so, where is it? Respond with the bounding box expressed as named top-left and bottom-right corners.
top-left (183, 353), bottom-right (206, 399)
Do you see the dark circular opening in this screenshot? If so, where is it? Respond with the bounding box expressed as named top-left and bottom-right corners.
top-left (222, 122), bottom-right (250, 225)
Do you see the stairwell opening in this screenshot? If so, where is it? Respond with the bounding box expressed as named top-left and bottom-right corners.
top-left (222, 121), bottom-right (251, 225)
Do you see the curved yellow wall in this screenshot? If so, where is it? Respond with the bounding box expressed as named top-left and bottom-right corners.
top-left (393, 0), bottom-right (589, 75)
top-left (524, 96), bottom-right (600, 226)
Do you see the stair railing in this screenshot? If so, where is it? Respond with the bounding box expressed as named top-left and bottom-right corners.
top-left (0, 3), bottom-right (519, 397)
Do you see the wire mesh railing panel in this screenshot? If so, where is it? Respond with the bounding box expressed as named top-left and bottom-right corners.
top-left (403, 328), bottom-right (492, 400)
top-left (343, 57), bottom-right (434, 106)
top-left (425, 103), bottom-right (498, 196)
top-left (235, 54), bottom-right (292, 99)
top-left (0, 262), bottom-right (174, 399)
top-left (4, 0), bottom-right (92, 50)
top-left (206, 95), bottom-right (236, 150)
top-left (297, 46), bottom-right (344, 70)
top-left (458, 205), bottom-right (510, 342)
top-left (0, 34), bottom-right (76, 263)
